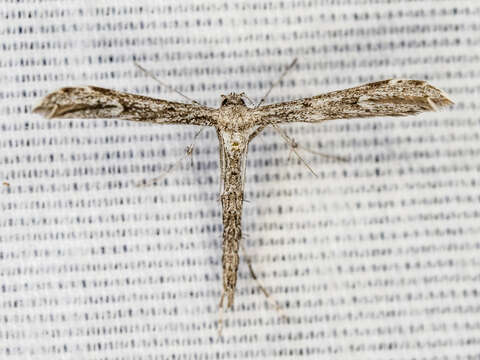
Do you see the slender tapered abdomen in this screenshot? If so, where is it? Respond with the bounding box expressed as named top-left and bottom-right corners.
top-left (216, 129), bottom-right (249, 309)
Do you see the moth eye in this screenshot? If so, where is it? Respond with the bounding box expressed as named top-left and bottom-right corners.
top-left (221, 99), bottom-right (229, 106)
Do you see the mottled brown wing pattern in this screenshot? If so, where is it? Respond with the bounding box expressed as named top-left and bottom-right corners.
top-left (33, 86), bottom-right (217, 126)
top-left (252, 79), bottom-right (453, 124)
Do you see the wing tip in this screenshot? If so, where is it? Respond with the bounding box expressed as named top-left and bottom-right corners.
top-left (388, 78), bottom-right (454, 109)
top-left (32, 102), bottom-right (66, 119)
top-left (32, 86), bottom-right (120, 119)
top-left (437, 89), bottom-right (455, 106)
top-left (32, 100), bottom-right (54, 118)
top-left (32, 87), bottom-right (78, 119)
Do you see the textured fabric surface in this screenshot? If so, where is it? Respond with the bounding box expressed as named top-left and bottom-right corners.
top-left (1, 1), bottom-right (479, 359)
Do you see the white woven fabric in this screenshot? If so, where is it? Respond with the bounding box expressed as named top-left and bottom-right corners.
top-left (1, 1), bottom-right (479, 359)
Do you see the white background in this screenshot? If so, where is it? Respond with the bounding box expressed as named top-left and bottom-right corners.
top-left (1, 1), bottom-right (479, 359)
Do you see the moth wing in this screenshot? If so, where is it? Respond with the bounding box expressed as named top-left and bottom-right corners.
top-left (33, 86), bottom-right (217, 126)
top-left (251, 79), bottom-right (453, 124)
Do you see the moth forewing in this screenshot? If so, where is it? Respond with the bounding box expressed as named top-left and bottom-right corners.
top-left (251, 79), bottom-right (453, 125)
top-left (33, 86), bottom-right (218, 126)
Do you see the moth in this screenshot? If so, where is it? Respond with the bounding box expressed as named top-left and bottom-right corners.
top-left (33, 64), bottom-right (453, 329)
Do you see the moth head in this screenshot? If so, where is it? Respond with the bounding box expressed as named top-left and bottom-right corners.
top-left (220, 92), bottom-right (248, 107)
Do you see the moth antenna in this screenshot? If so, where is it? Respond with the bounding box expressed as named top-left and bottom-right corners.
top-left (136, 127), bottom-right (205, 187)
top-left (134, 61), bottom-right (201, 106)
top-left (270, 123), bottom-right (318, 177)
top-left (255, 57), bottom-right (298, 108)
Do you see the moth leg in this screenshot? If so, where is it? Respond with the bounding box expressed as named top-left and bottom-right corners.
top-left (286, 148), bottom-right (295, 164)
top-left (270, 123), bottom-right (318, 177)
top-left (135, 147), bottom-right (193, 187)
top-left (248, 124), bottom-right (267, 142)
top-left (136, 127), bottom-right (204, 187)
top-left (217, 288), bottom-right (236, 336)
top-left (290, 138), bottom-right (349, 163)
top-left (240, 242), bottom-right (289, 322)
top-left (218, 292), bottom-right (226, 336)
top-left (271, 123), bottom-right (348, 176)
